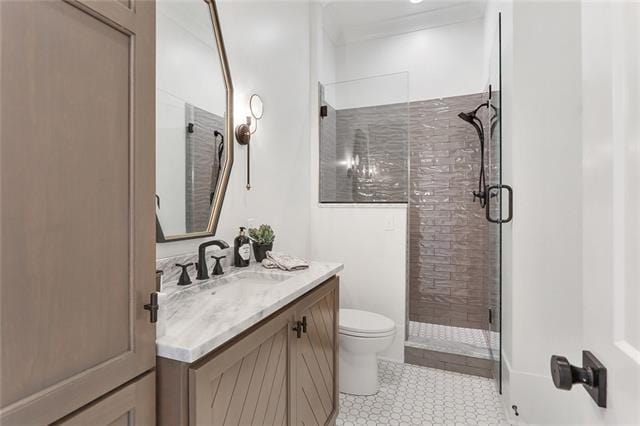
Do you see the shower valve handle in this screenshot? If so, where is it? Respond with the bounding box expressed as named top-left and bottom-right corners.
top-left (473, 190), bottom-right (485, 202)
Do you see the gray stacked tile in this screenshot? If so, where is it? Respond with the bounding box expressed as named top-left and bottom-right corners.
top-left (318, 91), bottom-right (499, 333)
top-left (319, 85), bottom-right (338, 202)
top-left (479, 91), bottom-right (502, 370)
top-left (408, 93), bottom-right (491, 330)
top-left (319, 87), bottom-right (408, 203)
top-left (185, 103), bottom-right (224, 233)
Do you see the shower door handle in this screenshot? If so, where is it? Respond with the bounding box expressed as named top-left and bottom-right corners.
top-left (486, 184), bottom-right (513, 224)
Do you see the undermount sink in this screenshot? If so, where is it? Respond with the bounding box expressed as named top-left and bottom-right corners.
top-left (160, 269), bottom-right (291, 329)
top-left (206, 271), bottom-right (289, 299)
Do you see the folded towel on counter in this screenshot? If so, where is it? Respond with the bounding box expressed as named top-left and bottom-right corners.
top-left (261, 251), bottom-right (309, 271)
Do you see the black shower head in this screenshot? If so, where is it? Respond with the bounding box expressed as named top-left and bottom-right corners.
top-left (458, 102), bottom-right (489, 124)
top-left (458, 111), bottom-right (476, 124)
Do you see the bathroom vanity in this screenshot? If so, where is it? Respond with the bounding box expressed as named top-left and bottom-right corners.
top-left (156, 262), bottom-right (343, 426)
top-left (152, 0), bottom-right (344, 424)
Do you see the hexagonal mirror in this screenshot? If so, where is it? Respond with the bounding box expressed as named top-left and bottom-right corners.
top-left (155, 0), bottom-right (233, 242)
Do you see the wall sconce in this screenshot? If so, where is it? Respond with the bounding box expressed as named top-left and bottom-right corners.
top-left (235, 94), bottom-right (263, 190)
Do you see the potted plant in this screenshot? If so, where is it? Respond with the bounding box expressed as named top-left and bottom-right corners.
top-left (248, 224), bottom-right (275, 262)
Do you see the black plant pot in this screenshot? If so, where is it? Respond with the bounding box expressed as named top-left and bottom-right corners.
top-left (252, 242), bottom-right (273, 263)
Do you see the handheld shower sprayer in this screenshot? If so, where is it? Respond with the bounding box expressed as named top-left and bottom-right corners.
top-left (458, 101), bottom-right (490, 208)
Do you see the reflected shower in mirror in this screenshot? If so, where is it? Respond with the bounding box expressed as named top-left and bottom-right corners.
top-left (156, 0), bottom-right (232, 241)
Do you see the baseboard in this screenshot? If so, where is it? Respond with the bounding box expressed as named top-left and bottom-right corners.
top-left (501, 351), bottom-right (585, 424)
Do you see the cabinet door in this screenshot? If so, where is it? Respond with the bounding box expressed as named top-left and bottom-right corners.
top-left (54, 371), bottom-right (155, 426)
top-left (293, 277), bottom-right (339, 426)
top-left (0, 0), bottom-right (156, 424)
top-left (189, 309), bottom-right (294, 426)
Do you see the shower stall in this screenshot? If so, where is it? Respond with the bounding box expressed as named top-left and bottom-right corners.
top-left (318, 14), bottom-right (506, 391)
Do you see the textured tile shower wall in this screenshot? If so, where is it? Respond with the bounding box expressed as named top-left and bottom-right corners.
top-left (185, 104), bottom-right (224, 233)
top-left (319, 86), bottom-right (338, 202)
top-left (319, 97), bottom-right (408, 203)
top-left (318, 92), bottom-right (497, 331)
top-left (408, 93), bottom-right (489, 329)
top-left (481, 93), bottom-right (501, 341)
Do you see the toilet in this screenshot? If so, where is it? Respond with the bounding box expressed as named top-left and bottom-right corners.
top-left (339, 308), bottom-right (396, 396)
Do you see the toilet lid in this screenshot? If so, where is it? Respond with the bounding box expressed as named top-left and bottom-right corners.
top-left (339, 309), bottom-right (395, 335)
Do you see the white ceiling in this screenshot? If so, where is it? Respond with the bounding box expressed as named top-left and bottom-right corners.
top-left (323, 0), bottom-right (487, 45)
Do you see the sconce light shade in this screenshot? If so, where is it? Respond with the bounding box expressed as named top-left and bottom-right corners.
top-left (235, 94), bottom-right (263, 145)
top-left (249, 94), bottom-right (264, 120)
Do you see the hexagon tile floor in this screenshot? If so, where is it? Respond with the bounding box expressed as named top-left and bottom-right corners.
top-left (336, 360), bottom-right (510, 425)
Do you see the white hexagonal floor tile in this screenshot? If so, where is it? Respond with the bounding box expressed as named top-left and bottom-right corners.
top-left (336, 360), bottom-right (511, 426)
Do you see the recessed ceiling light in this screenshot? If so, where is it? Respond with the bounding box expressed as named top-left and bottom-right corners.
top-left (410, 0), bottom-right (423, 3)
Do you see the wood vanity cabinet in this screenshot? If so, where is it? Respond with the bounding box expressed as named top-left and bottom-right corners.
top-left (158, 276), bottom-right (339, 426)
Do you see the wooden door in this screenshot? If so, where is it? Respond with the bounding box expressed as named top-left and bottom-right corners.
top-left (0, 0), bottom-right (156, 424)
top-left (189, 308), bottom-right (294, 426)
top-left (293, 278), bottom-right (339, 426)
top-left (54, 372), bottom-right (155, 426)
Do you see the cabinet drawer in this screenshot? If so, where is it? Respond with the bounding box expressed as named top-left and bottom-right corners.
top-left (189, 308), bottom-right (294, 426)
top-left (54, 372), bottom-right (155, 426)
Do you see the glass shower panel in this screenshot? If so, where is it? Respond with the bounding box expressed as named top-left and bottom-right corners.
top-left (319, 73), bottom-right (409, 203)
top-left (483, 13), bottom-right (503, 393)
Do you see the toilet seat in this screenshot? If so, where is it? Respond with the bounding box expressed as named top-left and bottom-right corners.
top-left (339, 309), bottom-right (395, 338)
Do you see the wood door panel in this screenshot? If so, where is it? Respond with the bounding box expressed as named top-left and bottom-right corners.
top-left (294, 278), bottom-right (338, 426)
top-left (189, 309), bottom-right (293, 426)
top-left (0, 0), bottom-right (155, 423)
top-left (54, 371), bottom-right (155, 426)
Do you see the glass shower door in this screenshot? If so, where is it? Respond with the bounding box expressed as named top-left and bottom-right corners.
top-left (484, 12), bottom-right (506, 393)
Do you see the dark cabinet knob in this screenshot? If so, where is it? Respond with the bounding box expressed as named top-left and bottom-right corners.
top-left (292, 317), bottom-right (308, 339)
top-left (550, 351), bottom-right (607, 408)
top-left (292, 321), bottom-right (302, 338)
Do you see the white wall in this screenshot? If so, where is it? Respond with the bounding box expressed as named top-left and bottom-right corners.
top-left (333, 18), bottom-right (486, 103)
top-left (489, 1), bottom-right (587, 423)
top-left (157, 0), bottom-right (311, 260)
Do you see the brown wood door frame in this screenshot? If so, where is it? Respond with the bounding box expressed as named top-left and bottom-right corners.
top-left (0, 0), bottom-right (156, 423)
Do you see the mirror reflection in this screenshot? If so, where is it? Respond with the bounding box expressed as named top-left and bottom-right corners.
top-left (156, 0), bottom-right (228, 240)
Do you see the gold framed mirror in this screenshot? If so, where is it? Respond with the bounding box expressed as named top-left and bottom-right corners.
top-left (155, 0), bottom-right (233, 242)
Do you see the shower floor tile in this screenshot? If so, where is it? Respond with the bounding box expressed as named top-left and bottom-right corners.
top-left (336, 360), bottom-right (509, 426)
top-left (406, 322), bottom-right (498, 359)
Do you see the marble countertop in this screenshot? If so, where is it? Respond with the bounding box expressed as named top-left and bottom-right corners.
top-left (156, 261), bottom-right (343, 363)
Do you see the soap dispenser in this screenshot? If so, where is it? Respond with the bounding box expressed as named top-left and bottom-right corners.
top-left (234, 227), bottom-right (251, 267)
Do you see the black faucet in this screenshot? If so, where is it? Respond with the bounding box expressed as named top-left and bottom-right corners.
top-left (196, 239), bottom-right (229, 280)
